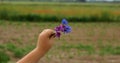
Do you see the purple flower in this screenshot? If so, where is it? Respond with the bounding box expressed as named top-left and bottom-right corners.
top-left (56, 31), bottom-right (61, 37)
top-left (54, 19), bottom-right (71, 38)
top-left (55, 24), bottom-right (64, 32)
top-left (55, 26), bottom-right (61, 31)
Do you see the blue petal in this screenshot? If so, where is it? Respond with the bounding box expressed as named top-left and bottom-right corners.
top-left (64, 26), bottom-right (71, 33)
top-left (62, 19), bottom-right (68, 25)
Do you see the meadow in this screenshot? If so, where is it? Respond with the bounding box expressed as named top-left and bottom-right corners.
top-left (0, 2), bottom-right (120, 63)
top-left (0, 21), bottom-right (120, 63)
top-left (0, 2), bottom-right (120, 22)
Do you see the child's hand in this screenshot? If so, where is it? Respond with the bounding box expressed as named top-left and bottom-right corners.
top-left (36, 29), bottom-right (56, 53)
top-left (17, 29), bottom-right (56, 63)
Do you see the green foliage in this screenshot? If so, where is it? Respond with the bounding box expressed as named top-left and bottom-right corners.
top-left (0, 3), bottom-right (120, 22)
top-left (58, 43), bottom-right (120, 55)
top-left (112, 46), bottom-right (120, 55)
top-left (0, 44), bottom-right (5, 49)
top-left (0, 11), bottom-right (119, 22)
top-left (0, 11), bottom-right (60, 22)
top-left (99, 12), bottom-right (111, 21)
top-left (5, 43), bottom-right (24, 58)
top-left (13, 45), bottom-right (35, 58)
top-left (59, 43), bottom-right (95, 54)
top-left (0, 10), bottom-right (8, 20)
top-left (5, 43), bottom-right (16, 52)
top-left (0, 51), bottom-right (10, 63)
top-left (0, 11), bottom-right (120, 22)
top-left (99, 45), bottom-right (114, 55)
top-left (5, 43), bottom-right (34, 58)
top-left (99, 45), bottom-right (120, 55)
top-left (13, 48), bottom-right (26, 58)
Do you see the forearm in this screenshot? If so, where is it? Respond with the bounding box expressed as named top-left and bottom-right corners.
top-left (17, 48), bottom-right (46, 63)
top-left (17, 29), bottom-right (55, 63)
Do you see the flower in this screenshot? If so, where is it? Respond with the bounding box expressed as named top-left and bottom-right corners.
top-left (62, 19), bottom-right (68, 25)
top-left (55, 25), bottom-right (64, 31)
top-left (64, 25), bottom-right (71, 33)
top-left (56, 31), bottom-right (61, 37)
top-left (54, 19), bottom-right (71, 38)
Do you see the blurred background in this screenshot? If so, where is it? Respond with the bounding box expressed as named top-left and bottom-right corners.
top-left (0, 0), bottom-right (120, 2)
top-left (0, 0), bottom-right (120, 63)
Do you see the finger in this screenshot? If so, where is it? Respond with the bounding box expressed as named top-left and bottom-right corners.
top-left (40, 29), bottom-right (55, 39)
top-left (49, 33), bottom-right (56, 39)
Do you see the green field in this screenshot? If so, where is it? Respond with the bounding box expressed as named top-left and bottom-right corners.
top-left (0, 2), bottom-right (120, 22)
top-left (0, 21), bottom-right (120, 63)
top-left (0, 2), bottom-right (120, 63)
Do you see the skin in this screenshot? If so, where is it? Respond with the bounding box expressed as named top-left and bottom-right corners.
top-left (17, 29), bottom-right (56, 63)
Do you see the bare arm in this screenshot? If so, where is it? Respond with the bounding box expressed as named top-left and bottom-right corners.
top-left (17, 29), bottom-right (55, 63)
top-left (17, 48), bottom-right (45, 63)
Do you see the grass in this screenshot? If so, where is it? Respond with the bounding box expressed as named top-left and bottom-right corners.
top-left (1, 20), bottom-right (120, 63)
top-left (0, 42), bottom-right (35, 59)
top-left (58, 43), bottom-right (95, 55)
top-left (99, 45), bottom-right (120, 55)
top-left (0, 2), bottom-right (120, 22)
top-left (0, 50), bottom-right (10, 63)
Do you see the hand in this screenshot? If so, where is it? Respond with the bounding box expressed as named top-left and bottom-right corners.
top-left (36, 29), bottom-right (56, 53)
top-left (17, 29), bottom-right (56, 63)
